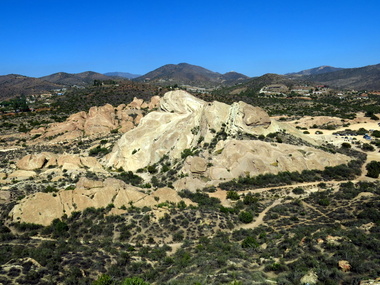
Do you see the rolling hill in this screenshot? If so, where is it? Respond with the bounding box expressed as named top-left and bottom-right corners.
top-left (134, 63), bottom-right (249, 87)
top-left (0, 74), bottom-right (63, 100)
top-left (287, 65), bottom-right (344, 76)
top-left (302, 63), bottom-right (380, 90)
top-left (40, 71), bottom-right (114, 86)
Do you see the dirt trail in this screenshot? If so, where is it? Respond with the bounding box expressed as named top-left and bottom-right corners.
top-left (237, 199), bottom-right (281, 230)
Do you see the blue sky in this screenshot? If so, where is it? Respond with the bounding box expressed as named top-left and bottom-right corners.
top-left (1, 0), bottom-right (379, 77)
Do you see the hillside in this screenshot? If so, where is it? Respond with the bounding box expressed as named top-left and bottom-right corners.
top-left (0, 74), bottom-right (63, 100)
top-left (40, 71), bottom-right (115, 86)
top-left (52, 80), bottom-right (168, 113)
top-left (303, 63), bottom-right (380, 90)
top-left (134, 63), bottom-right (249, 87)
top-left (287, 65), bottom-right (344, 76)
top-left (0, 89), bottom-right (380, 284)
top-left (216, 73), bottom-right (310, 96)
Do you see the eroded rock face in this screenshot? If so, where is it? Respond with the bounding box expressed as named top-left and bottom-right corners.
top-left (10, 177), bottom-right (193, 226)
top-left (31, 96), bottom-right (160, 143)
top-left (105, 90), bottom-right (273, 171)
top-left (16, 152), bottom-right (57, 170)
top-left (188, 157), bottom-right (208, 174)
top-left (207, 139), bottom-right (350, 179)
top-left (15, 152), bottom-right (104, 173)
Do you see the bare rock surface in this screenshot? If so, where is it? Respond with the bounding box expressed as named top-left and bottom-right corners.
top-left (15, 152), bottom-right (105, 173)
top-left (30, 96), bottom-right (160, 143)
top-left (16, 152), bottom-right (57, 170)
top-left (106, 90), bottom-right (276, 171)
top-left (10, 177), bottom-right (193, 226)
top-left (8, 170), bottom-right (37, 180)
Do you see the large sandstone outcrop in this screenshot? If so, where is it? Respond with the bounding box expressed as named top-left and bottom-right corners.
top-left (31, 96), bottom-right (160, 142)
top-left (207, 139), bottom-right (349, 179)
top-left (105, 90), bottom-right (275, 171)
top-left (10, 177), bottom-right (193, 226)
top-left (176, 139), bottom-right (351, 190)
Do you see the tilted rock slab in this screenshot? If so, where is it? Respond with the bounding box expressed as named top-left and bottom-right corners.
top-left (207, 139), bottom-right (350, 179)
top-left (105, 90), bottom-right (275, 171)
top-left (10, 177), bottom-right (193, 226)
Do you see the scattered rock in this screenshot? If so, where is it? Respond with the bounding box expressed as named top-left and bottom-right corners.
top-left (338, 260), bottom-right (351, 272)
top-left (300, 270), bottom-right (318, 284)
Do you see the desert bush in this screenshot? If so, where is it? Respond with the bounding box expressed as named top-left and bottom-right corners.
top-left (362, 143), bottom-right (375, 152)
top-left (227, 191), bottom-right (240, 200)
top-left (292, 187), bottom-right (305, 195)
top-left (366, 161), bottom-right (380, 178)
top-left (241, 236), bottom-right (259, 248)
top-left (239, 211), bottom-right (253, 223)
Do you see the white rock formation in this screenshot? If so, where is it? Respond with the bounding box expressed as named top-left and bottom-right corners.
top-left (105, 90), bottom-right (275, 171)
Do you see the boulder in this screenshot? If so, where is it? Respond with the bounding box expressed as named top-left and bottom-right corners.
top-left (0, 191), bottom-right (10, 204)
top-left (84, 104), bottom-right (117, 136)
top-left (338, 260), bottom-right (351, 272)
top-left (242, 103), bottom-right (271, 127)
top-left (8, 170), bottom-right (37, 180)
top-left (16, 152), bottom-right (57, 170)
top-left (189, 157), bottom-right (207, 173)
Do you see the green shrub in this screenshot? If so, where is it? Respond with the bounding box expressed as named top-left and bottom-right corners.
top-left (362, 143), bottom-right (375, 151)
top-left (227, 191), bottom-right (240, 200)
top-left (366, 161), bottom-right (380, 178)
top-left (92, 274), bottom-right (113, 285)
top-left (241, 236), bottom-right (259, 248)
top-left (341, 142), bottom-right (351, 149)
top-left (292, 187), bottom-right (305, 195)
top-left (239, 211), bottom-right (253, 223)
top-left (89, 146), bottom-right (110, 156)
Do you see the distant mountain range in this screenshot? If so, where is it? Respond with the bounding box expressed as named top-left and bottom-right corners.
top-left (1, 62), bottom-right (379, 101)
top-left (134, 63), bottom-right (249, 87)
top-left (103, 72), bottom-right (141, 79)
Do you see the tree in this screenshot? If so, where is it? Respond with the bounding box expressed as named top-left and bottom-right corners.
top-left (227, 191), bottom-right (240, 200)
top-left (239, 211), bottom-right (254, 223)
top-left (366, 161), bottom-right (380, 178)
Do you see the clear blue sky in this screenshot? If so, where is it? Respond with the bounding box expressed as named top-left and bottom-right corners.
top-left (1, 0), bottom-right (379, 77)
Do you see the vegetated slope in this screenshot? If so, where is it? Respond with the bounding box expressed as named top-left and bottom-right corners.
top-left (40, 71), bottom-right (115, 86)
top-left (0, 74), bottom-right (63, 100)
top-left (286, 65), bottom-right (344, 76)
top-left (134, 62), bottom-right (249, 87)
top-left (2, 180), bottom-right (380, 284)
top-left (104, 72), bottom-right (141, 79)
top-left (303, 63), bottom-right (380, 90)
top-left (0, 90), bottom-right (377, 284)
top-left (217, 73), bottom-right (311, 95)
top-left (52, 81), bottom-right (168, 113)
